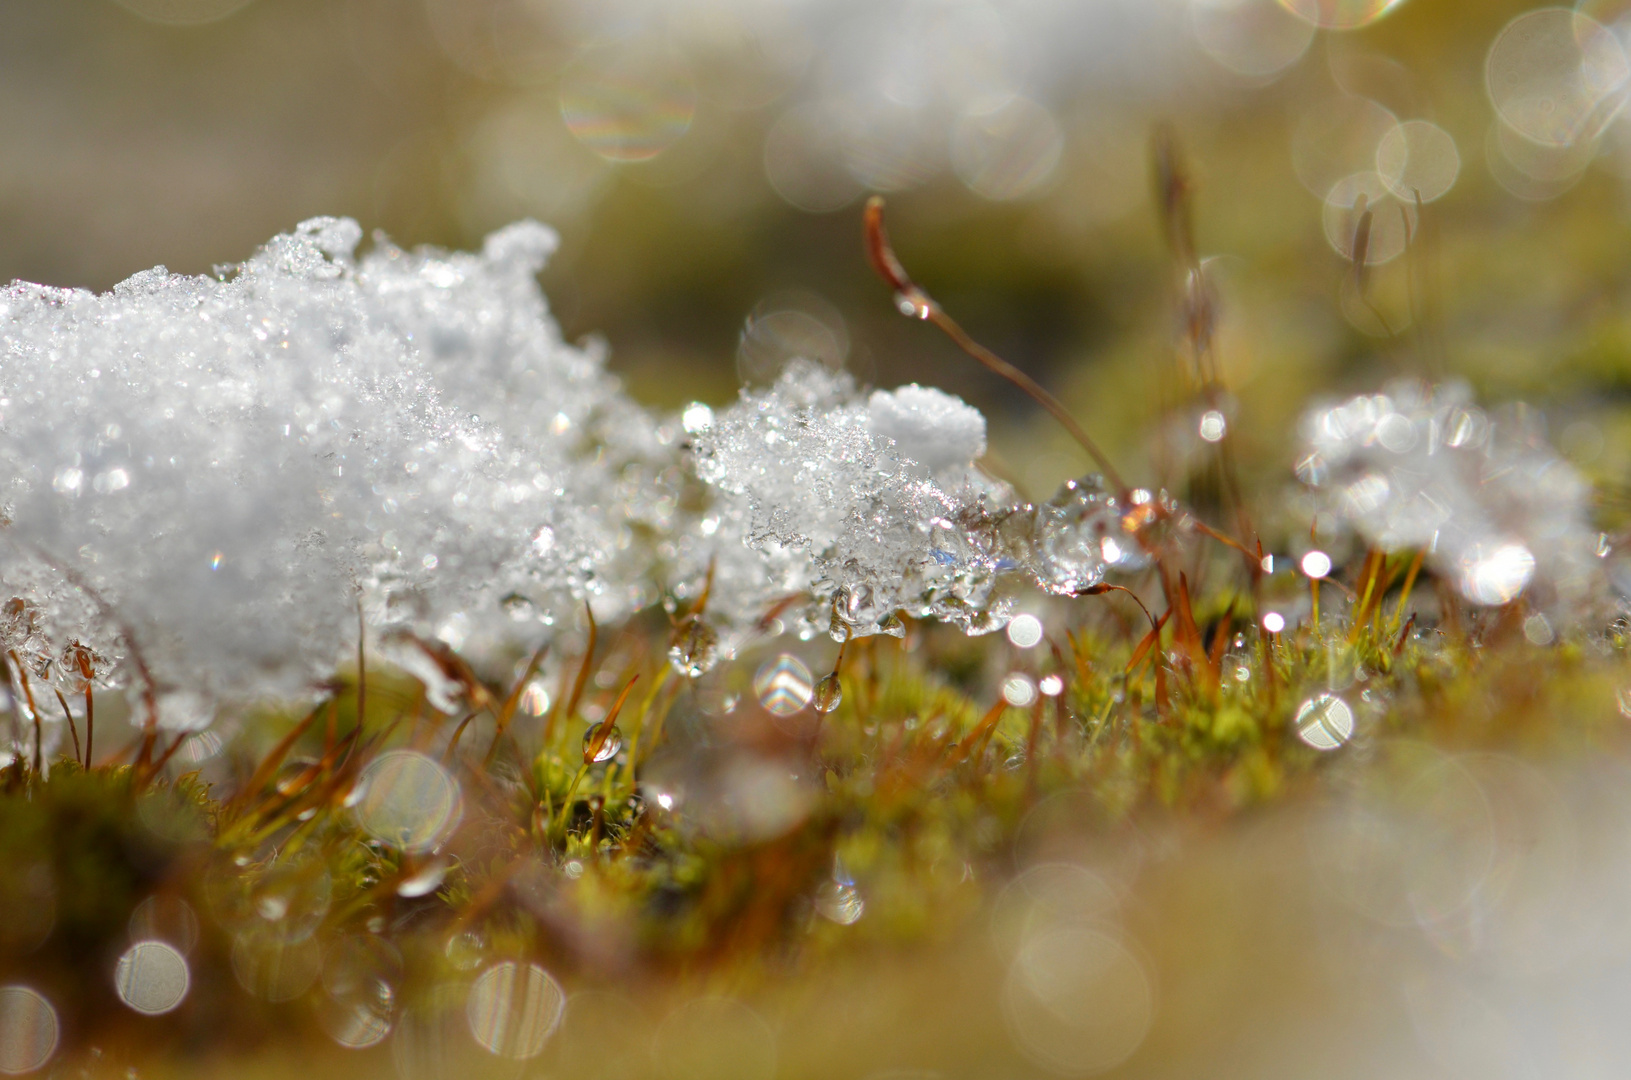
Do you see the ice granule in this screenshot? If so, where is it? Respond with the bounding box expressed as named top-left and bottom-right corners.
top-left (690, 362), bottom-right (1028, 642)
top-left (0, 217), bottom-right (665, 716)
top-left (1296, 380), bottom-right (1602, 611)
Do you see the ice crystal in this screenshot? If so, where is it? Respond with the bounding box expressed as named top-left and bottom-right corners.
top-left (0, 217), bottom-right (665, 710)
top-left (691, 362), bottom-right (1023, 641)
top-left (1296, 381), bottom-right (1601, 610)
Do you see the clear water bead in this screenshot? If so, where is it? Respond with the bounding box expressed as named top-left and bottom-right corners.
top-left (813, 673), bottom-right (842, 714)
top-left (583, 724), bottom-right (624, 764)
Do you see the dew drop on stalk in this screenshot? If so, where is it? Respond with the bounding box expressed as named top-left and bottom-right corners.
top-left (1294, 692), bottom-right (1354, 750)
top-left (755, 654), bottom-right (813, 716)
top-left (465, 961), bottom-right (565, 1060)
top-left (114, 941), bottom-right (191, 1015)
top-left (0, 986), bottom-right (58, 1074)
top-left (813, 673), bottom-right (842, 714)
top-left (583, 723), bottom-right (623, 764)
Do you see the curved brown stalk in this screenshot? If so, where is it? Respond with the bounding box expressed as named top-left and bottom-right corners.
top-left (864, 197), bottom-right (1127, 495)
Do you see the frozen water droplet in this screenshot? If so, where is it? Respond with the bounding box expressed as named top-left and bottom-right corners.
top-left (668, 620), bottom-right (720, 678)
top-left (754, 654), bottom-right (813, 716)
top-left (878, 612), bottom-right (906, 638)
top-left (500, 593), bottom-right (537, 622)
top-left (583, 724), bottom-right (623, 764)
top-left (813, 673), bottom-right (842, 714)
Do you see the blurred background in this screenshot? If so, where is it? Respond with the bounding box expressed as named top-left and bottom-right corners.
top-left (7, 0), bottom-right (1631, 504)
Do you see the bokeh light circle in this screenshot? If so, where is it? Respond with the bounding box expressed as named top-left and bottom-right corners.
top-left (114, 940), bottom-right (191, 1015)
top-left (1275, 0), bottom-right (1409, 30)
top-left (1376, 119), bottom-right (1461, 202)
top-left (1292, 95), bottom-right (1399, 198)
top-left (1294, 693), bottom-right (1354, 750)
top-left (1322, 171), bottom-right (1415, 265)
top-left (1002, 926), bottom-right (1154, 1075)
top-left (951, 98), bottom-right (1064, 201)
top-left (651, 997), bottom-right (777, 1080)
top-left (353, 750), bottom-right (463, 854)
top-left (1486, 8), bottom-right (1630, 148)
top-left (466, 961), bottom-right (565, 1060)
top-left (0, 986), bottom-right (59, 1075)
top-left (560, 43), bottom-right (698, 163)
top-left (110, 0), bottom-right (256, 26)
top-left (763, 103), bottom-right (866, 213)
top-left (754, 654), bottom-right (813, 717)
top-left (1191, 0), bottom-right (1316, 79)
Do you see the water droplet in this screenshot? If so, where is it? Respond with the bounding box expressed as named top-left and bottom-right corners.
top-left (520, 680), bottom-right (550, 717)
top-left (353, 750), bottom-right (463, 853)
top-left (582, 724), bottom-right (623, 764)
top-left (754, 654), bottom-right (813, 717)
top-left (500, 593), bottom-right (538, 622)
top-left (669, 619), bottom-right (720, 678)
top-left (895, 292), bottom-right (932, 319)
top-left (813, 673), bottom-right (842, 714)
top-left (1294, 692), bottom-right (1354, 750)
top-left (465, 961), bottom-right (565, 1060)
top-left (878, 612), bottom-right (907, 638)
top-left (397, 856), bottom-right (451, 899)
top-left (0, 986), bottom-right (59, 1074)
top-left (1038, 674), bottom-right (1064, 697)
top-left (114, 941), bottom-right (190, 1015)
top-left (1198, 410), bottom-right (1227, 442)
top-left (814, 880), bottom-right (865, 925)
